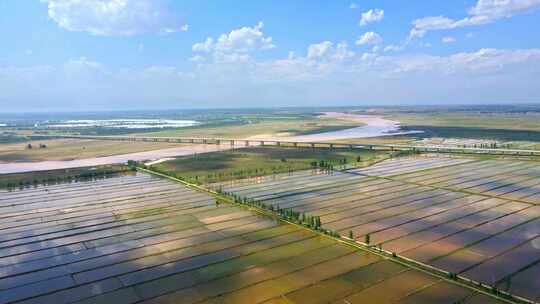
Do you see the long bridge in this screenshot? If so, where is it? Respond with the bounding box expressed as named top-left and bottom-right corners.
top-left (30, 134), bottom-right (540, 156)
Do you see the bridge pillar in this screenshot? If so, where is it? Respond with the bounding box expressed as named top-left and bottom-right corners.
top-left (245, 140), bottom-right (249, 147)
top-left (277, 141), bottom-right (281, 146)
top-left (311, 143), bottom-right (315, 149)
top-left (216, 140), bottom-right (220, 145)
top-left (293, 142), bottom-right (297, 147)
top-left (329, 144), bottom-right (334, 149)
top-left (260, 141), bottom-right (265, 146)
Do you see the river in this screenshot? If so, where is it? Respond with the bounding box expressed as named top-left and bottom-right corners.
top-left (0, 113), bottom-right (421, 174)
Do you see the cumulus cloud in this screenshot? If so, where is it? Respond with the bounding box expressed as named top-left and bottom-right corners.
top-left (359, 9), bottom-right (384, 26)
top-left (192, 22), bottom-right (274, 64)
top-left (307, 41), bottom-right (333, 60)
top-left (470, 0), bottom-right (540, 18)
top-left (356, 32), bottom-right (383, 45)
top-left (383, 45), bottom-right (403, 52)
top-left (215, 22), bottom-right (274, 52)
top-left (442, 36), bottom-right (457, 44)
top-left (193, 22), bottom-right (274, 55)
top-left (192, 38), bottom-right (215, 53)
top-left (42, 0), bottom-right (186, 36)
top-left (189, 55), bottom-right (206, 62)
top-left (385, 48), bottom-right (540, 75)
top-left (410, 0), bottom-right (540, 39)
top-left (306, 41), bottom-right (355, 61)
top-left (3, 48), bottom-right (540, 110)
top-left (257, 46), bottom-right (540, 88)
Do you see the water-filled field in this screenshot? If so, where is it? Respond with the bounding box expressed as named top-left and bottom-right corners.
top-left (214, 156), bottom-right (540, 302)
top-left (0, 173), bottom-right (494, 304)
top-left (41, 119), bottom-right (200, 129)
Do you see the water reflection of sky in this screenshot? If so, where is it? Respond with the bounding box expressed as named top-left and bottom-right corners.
top-left (295, 116), bottom-right (423, 141)
top-left (40, 119), bottom-right (199, 129)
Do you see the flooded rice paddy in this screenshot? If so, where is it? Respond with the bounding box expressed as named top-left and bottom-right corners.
top-left (38, 119), bottom-right (200, 129)
top-left (0, 173), bottom-right (494, 304)
top-left (214, 155), bottom-right (540, 302)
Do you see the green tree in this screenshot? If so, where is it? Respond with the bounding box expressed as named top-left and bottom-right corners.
top-left (315, 216), bottom-right (322, 229)
top-left (365, 233), bottom-right (370, 245)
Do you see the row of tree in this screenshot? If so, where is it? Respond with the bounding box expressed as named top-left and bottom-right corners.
top-left (150, 159), bottom-right (345, 185)
top-left (216, 187), bottom-right (343, 236)
top-left (25, 143), bottom-right (47, 149)
top-left (1, 167), bottom-right (129, 190)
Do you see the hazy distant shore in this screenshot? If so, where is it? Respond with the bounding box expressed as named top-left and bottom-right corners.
top-left (0, 112), bottom-right (419, 174)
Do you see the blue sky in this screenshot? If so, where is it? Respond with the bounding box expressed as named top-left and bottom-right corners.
top-left (1, 0), bottom-right (540, 112)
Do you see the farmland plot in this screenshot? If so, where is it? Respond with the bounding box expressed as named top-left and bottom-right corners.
top-left (216, 156), bottom-right (540, 302)
top-left (0, 173), bottom-right (493, 304)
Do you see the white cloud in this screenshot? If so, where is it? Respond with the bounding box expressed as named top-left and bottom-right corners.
top-left (256, 46), bottom-right (540, 87)
top-left (359, 9), bottom-right (384, 26)
top-left (356, 32), bottom-right (383, 45)
top-left (189, 55), bottom-right (206, 62)
top-left (192, 38), bottom-right (214, 53)
top-left (215, 22), bottom-right (274, 52)
top-left (64, 57), bottom-right (103, 71)
top-left (3, 48), bottom-right (540, 110)
top-left (409, 16), bottom-right (459, 39)
top-left (442, 36), bottom-right (456, 44)
top-left (141, 66), bottom-right (194, 79)
top-left (469, 0), bottom-right (540, 18)
top-left (410, 0), bottom-right (540, 39)
top-left (307, 41), bottom-right (355, 61)
top-left (192, 22), bottom-right (274, 64)
top-left (385, 48), bottom-right (540, 75)
top-left (42, 0), bottom-right (186, 36)
top-left (384, 45), bottom-right (403, 52)
top-left (349, 3), bottom-right (359, 9)
top-left (213, 52), bottom-right (251, 64)
top-left (307, 41), bottom-right (333, 60)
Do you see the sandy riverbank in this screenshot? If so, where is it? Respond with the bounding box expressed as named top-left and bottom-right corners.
top-left (248, 112), bottom-right (422, 142)
top-left (0, 113), bottom-right (421, 174)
